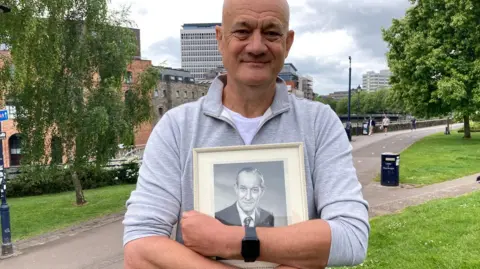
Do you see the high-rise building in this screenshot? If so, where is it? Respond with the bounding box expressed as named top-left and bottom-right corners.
top-left (299, 75), bottom-right (314, 100)
top-left (180, 23), bottom-right (223, 81)
top-left (362, 69), bottom-right (391, 91)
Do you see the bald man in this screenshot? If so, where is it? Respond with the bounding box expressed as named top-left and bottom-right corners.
top-left (123, 0), bottom-right (369, 268)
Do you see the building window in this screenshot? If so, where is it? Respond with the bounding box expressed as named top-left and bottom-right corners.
top-left (176, 91), bottom-right (179, 97)
top-left (51, 136), bottom-right (63, 164)
top-left (154, 89), bottom-right (159, 97)
top-left (162, 90), bottom-right (166, 97)
top-left (158, 107), bottom-right (164, 117)
top-left (124, 71), bottom-right (133, 84)
top-left (6, 105), bottom-right (16, 119)
top-left (184, 91), bottom-right (187, 98)
top-left (9, 134), bottom-right (22, 166)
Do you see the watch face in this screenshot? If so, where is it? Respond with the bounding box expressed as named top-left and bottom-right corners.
top-left (242, 239), bottom-right (260, 262)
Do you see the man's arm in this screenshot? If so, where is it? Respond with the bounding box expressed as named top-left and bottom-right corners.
top-left (220, 105), bottom-right (370, 269)
top-left (222, 219), bottom-right (331, 269)
top-left (124, 236), bottom-right (237, 269)
top-left (122, 112), bottom-right (235, 269)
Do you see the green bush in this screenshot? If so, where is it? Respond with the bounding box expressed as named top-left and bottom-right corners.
top-left (5, 162), bottom-right (139, 198)
top-left (457, 121), bottom-right (480, 133)
top-left (458, 129), bottom-right (480, 133)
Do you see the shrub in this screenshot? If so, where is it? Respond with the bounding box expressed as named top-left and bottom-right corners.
top-left (5, 162), bottom-right (139, 198)
top-left (457, 121), bottom-right (480, 133)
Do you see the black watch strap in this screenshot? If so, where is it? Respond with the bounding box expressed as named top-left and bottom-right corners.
top-left (245, 226), bottom-right (257, 239)
top-left (242, 226), bottom-right (260, 262)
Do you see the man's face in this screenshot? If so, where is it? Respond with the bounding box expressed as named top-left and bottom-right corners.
top-left (216, 0), bottom-right (294, 86)
top-left (235, 172), bottom-right (264, 213)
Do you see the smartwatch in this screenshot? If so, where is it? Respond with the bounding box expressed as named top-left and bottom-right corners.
top-left (241, 226), bottom-right (260, 262)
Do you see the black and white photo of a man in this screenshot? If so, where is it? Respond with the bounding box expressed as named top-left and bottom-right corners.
top-left (215, 167), bottom-right (274, 227)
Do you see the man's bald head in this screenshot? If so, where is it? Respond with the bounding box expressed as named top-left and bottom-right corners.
top-left (215, 0), bottom-right (294, 88)
top-left (222, 0), bottom-right (290, 31)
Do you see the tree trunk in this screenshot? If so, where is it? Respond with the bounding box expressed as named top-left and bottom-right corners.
top-left (72, 170), bottom-right (87, 205)
top-left (463, 115), bottom-right (471, 139)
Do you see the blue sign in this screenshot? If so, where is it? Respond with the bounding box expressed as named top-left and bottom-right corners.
top-left (0, 110), bottom-right (7, 122)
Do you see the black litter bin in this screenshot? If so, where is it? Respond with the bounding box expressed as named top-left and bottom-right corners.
top-left (381, 152), bottom-right (400, 186)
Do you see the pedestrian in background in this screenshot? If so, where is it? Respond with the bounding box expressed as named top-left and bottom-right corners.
top-left (382, 115), bottom-right (390, 135)
top-left (368, 117), bottom-right (376, 136)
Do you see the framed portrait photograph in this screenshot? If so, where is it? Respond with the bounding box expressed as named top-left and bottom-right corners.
top-left (192, 142), bottom-right (309, 269)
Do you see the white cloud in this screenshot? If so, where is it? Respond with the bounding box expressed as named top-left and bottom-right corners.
top-left (288, 30), bottom-right (354, 59)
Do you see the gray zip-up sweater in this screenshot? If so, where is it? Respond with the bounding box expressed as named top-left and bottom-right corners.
top-left (123, 75), bottom-right (370, 267)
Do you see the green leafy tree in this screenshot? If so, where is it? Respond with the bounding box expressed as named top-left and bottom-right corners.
top-left (335, 97), bottom-right (349, 115)
top-left (333, 89), bottom-right (406, 116)
top-left (383, 0), bottom-right (480, 138)
top-left (315, 96), bottom-right (337, 112)
top-left (0, 1), bottom-right (159, 204)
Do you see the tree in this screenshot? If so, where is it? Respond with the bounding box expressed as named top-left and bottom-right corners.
top-left (0, 1), bottom-right (159, 205)
top-left (332, 89), bottom-right (406, 116)
top-left (315, 96), bottom-right (337, 112)
top-left (382, 0), bottom-right (480, 139)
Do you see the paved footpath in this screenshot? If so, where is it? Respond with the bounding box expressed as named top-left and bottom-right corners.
top-left (1, 124), bottom-right (478, 269)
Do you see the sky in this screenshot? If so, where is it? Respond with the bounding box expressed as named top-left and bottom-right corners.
top-left (109, 0), bottom-right (412, 95)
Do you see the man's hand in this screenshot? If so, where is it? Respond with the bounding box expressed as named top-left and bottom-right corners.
top-left (181, 210), bottom-right (233, 257)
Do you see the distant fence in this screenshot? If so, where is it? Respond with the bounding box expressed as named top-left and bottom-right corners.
top-left (339, 114), bottom-right (403, 123)
top-left (349, 119), bottom-right (449, 136)
top-left (4, 159), bottom-right (141, 181)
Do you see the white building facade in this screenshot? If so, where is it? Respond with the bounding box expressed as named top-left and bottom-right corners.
top-left (362, 69), bottom-right (392, 91)
top-left (180, 23), bottom-right (224, 82)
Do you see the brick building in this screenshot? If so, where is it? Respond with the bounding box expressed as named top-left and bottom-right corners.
top-left (0, 50), bottom-right (155, 167)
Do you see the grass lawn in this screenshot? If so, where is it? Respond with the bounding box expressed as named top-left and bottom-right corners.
top-left (375, 132), bottom-right (480, 185)
top-left (338, 191), bottom-right (480, 269)
top-left (8, 184), bottom-right (136, 242)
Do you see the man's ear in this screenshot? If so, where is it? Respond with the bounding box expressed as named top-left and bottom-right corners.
top-left (285, 30), bottom-right (295, 59)
top-left (216, 25), bottom-right (224, 55)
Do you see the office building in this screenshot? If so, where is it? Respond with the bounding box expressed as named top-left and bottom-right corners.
top-left (180, 23), bottom-right (223, 81)
top-left (362, 69), bottom-right (391, 91)
top-left (279, 63), bottom-right (299, 91)
top-left (327, 91), bottom-right (350, 100)
top-left (299, 75), bottom-right (314, 100)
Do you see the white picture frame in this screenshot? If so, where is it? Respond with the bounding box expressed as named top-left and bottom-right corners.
top-left (192, 142), bottom-right (309, 269)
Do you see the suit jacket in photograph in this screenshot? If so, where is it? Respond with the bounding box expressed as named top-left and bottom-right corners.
top-left (215, 203), bottom-right (275, 227)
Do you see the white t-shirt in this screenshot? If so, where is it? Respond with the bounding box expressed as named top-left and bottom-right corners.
top-left (223, 106), bottom-right (266, 145)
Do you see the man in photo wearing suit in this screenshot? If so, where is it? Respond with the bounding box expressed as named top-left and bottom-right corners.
top-left (215, 167), bottom-right (274, 227)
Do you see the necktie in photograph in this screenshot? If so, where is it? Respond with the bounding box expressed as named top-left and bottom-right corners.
top-left (244, 216), bottom-right (253, 227)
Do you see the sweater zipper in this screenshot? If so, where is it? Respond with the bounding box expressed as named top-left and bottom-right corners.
top-left (250, 107), bottom-right (290, 144)
top-left (205, 107), bottom-right (290, 145)
top-left (204, 112), bottom-right (246, 144)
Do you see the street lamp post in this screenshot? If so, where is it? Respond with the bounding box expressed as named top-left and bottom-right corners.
top-left (0, 4), bottom-right (13, 258)
top-left (356, 85), bottom-right (361, 135)
top-left (346, 56), bottom-right (352, 141)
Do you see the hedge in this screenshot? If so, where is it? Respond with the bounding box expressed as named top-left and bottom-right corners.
top-left (457, 129), bottom-right (480, 133)
top-left (5, 162), bottom-right (139, 198)
top-left (457, 122), bottom-right (480, 133)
